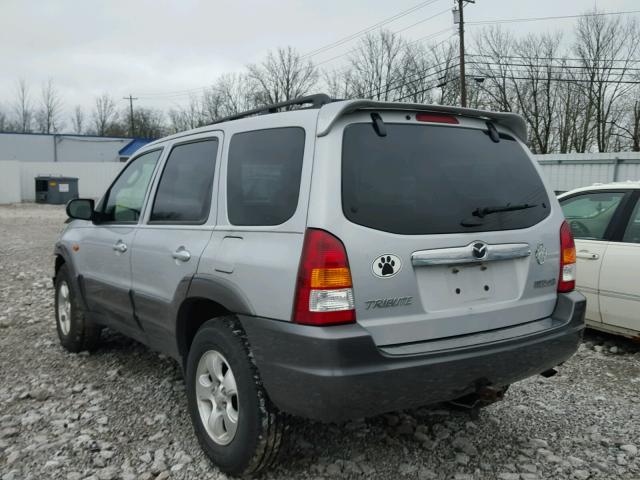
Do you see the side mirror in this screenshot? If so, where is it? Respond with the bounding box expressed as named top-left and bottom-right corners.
top-left (66, 198), bottom-right (95, 221)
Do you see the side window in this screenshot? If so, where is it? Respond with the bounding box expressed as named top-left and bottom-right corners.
top-left (560, 191), bottom-right (625, 241)
top-left (150, 139), bottom-right (218, 223)
top-left (102, 149), bottom-right (162, 223)
top-left (622, 199), bottom-right (640, 244)
top-left (227, 127), bottom-right (305, 226)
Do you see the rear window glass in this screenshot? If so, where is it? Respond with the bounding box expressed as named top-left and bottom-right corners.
top-left (342, 123), bottom-right (550, 235)
top-left (227, 127), bottom-right (305, 226)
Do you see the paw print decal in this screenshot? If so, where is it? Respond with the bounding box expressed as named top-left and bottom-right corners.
top-left (379, 256), bottom-right (395, 275)
top-left (372, 254), bottom-right (402, 278)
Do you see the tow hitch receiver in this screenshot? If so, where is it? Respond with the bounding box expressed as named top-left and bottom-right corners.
top-left (448, 385), bottom-right (507, 416)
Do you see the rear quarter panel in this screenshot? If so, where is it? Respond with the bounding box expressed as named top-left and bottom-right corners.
top-left (197, 111), bottom-right (318, 321)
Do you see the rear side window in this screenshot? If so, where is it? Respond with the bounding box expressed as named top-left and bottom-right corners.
top-left (150, 139), bottom-right (218, 223)
top-left (227, 127), bottom-right (305, 226)
top-left (342, 123), bottom-right (550, 235)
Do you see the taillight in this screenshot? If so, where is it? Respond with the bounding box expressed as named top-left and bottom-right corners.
top-left (415, 113), bottom-right (459, 124)
top-left (558, 220), bottom-right (576, 293)
top-left (293, 229), bottom-right (356, 326)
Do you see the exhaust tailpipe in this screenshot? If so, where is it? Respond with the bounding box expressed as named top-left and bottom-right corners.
top-left (540, 368), bottom-right (558, 378)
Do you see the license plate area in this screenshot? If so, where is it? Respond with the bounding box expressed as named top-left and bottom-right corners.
top-left (445, 263), bottom-right (495, 303)
top-left (415, 260), bottom-right (521, 312)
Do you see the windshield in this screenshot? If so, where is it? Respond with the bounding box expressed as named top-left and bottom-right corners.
top-left (341, 123), bottom-right (550, 235)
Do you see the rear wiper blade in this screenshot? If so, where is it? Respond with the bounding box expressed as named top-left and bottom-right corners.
top-left (472, 203), bottom-right (537, 218)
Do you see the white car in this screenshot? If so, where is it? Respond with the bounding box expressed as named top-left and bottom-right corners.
top-left (559, 182), bottom-right (640, 339)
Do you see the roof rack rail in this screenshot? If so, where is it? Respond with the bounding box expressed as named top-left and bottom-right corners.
top-left (210, 93), bottom-right (332, 125)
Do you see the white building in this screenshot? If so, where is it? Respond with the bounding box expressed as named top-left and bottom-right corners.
top-left (0, 132), bottom-right (151, 163)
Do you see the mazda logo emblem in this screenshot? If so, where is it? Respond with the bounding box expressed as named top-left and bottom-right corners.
top-left (472, 242), bottom-right (488, 259)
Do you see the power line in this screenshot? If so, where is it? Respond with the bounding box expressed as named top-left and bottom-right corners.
top-left (468, 61), bottom-right (640, 73)
top-left (473, 75), bottom-right (640, 85)
top-left (136, 85), bottom-right (211, 99)
top-left (135, 9), bottom-right (640, 103)
top-left (467, 53), bottom-right (640, 64)
top-left (466, 9), bottom-right (640, 26)
top-left (323, 33), bottom-right (457, 100)
top-left (389, 7), bottom-right (452, 36)
top-left (362, 60), bottom-right (461, 100)
top-left (135, 8), bottom-right (453, 100)
top-left (139, 5), bottom-right (451, 100)
top-left (315, 24), bottom-right (453, 68)
top-left (301, 0), bottom-right (444, 59)
top-left (361, 36), bottom-right (459, 96)
top-left (387, 59), bottom-right (640, 103)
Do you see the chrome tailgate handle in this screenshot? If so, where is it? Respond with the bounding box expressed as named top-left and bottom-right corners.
top-left (412, 242), bottom-right (531, 266)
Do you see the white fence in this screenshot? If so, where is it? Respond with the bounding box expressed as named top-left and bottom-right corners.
top-left (537, 152), bottom-right (640, 192)
top-left (0, 161), bottom-right (124, 204)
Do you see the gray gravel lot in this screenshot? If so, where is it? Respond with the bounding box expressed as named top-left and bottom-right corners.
top-left (1, 203), bottom-right (639, 480)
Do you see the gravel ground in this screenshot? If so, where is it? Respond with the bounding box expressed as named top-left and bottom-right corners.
top-left (1, 203), bottom-right (639, 480)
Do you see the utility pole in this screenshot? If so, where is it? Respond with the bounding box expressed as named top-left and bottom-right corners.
top-left (454, 0), bottom-right (474, 108)
top-left (123, 94), bottom-right (138, 137)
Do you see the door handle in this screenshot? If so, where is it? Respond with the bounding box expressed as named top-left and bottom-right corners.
top-left (172, 247), bottom-right (191, 262)
top-left (112, 241), bottom-right (128, 253)
top-left (576, 251), bottom-right (599, 260)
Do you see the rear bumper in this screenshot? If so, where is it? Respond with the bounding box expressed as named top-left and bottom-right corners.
top-left (240, 291), bottom-right (585, 422)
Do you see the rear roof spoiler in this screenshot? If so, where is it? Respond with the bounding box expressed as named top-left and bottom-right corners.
top-left (316, 100), bottom-right (528, 143)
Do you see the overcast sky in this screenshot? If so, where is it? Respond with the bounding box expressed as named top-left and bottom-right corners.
top-left (1, 0), bottom-right (638, 128)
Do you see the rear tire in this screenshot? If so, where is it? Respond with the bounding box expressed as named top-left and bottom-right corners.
top-left (54, 264), bottom-right (101, 352)
top-left (185, 317), bottom-right (285, 476)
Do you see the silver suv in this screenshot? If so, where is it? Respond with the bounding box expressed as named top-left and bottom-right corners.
top-left (54, 95), bottom-right (586, 476)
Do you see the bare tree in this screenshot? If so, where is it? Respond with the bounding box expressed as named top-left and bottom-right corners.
top-left (71, 106), bottom-right (85, 134)
top-left (470, 27), bottom-right (516, 112)
top-left (323, 68), bottom-right (352, 100)
top-left (92, 93), bottom-right (119, 136)
top-left (199, 89), bottom-right (222, 125)
top-left (554, 76), bottom-right (584, 153)
top-left (168, 95), bottom-right (204, 133)
top-left (429, 39), bottom-right (460, 106)
top-left (36, 79), bottom-right (63, 133)
top-left (0, 106), bottom-right (8, 132)
top-left (508, 33), bottom-right (564, 153)
top-left (394, 42), bottom-right (436, 104)
top-left (214, 73), bottom-right (258, 118)
top-left (248, 46), bottom-right (318, 105)
top-left (573, 10), bottom-right (640, 152)
top-left (131, 107), bottom-right (166, 138)
top-left (13, 79), bottom-right (33, 133)
top-left (613, 95), bottom-right (640, 151)
top-left (345, 30), bottom-right (405, 101)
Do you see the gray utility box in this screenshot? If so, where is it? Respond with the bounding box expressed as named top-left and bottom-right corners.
top-left (35, 176), bottom-right (79, 204)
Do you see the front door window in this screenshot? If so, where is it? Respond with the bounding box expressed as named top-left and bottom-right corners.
top-left (101, 149), bottom-right (162, 223)
top-left (560, 192), bottom-right (625, 241)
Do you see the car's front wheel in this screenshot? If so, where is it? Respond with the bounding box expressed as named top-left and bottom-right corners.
top-left (185, 317), bottom-right (285, 476)
top-left (54, 264), bottom-right (101, 352)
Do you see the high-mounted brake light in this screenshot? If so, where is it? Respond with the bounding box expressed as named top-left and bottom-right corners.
top-left (415, 113), bottom-right (459, 124)
top-left (293, 229), bottom-right (356, 326)
top-left (558, 220), bottom-right (576, 293)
